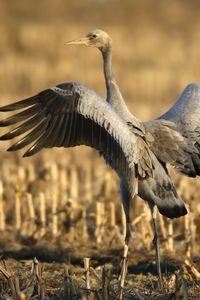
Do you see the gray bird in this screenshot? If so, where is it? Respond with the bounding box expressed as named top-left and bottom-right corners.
top-left (0, 29), bottom-right (198, 296)
top-left (66, 29), bottom-right (199, 287)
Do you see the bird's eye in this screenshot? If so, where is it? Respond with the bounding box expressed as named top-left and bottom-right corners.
top-left (92, 34), bottom-right (97, 39)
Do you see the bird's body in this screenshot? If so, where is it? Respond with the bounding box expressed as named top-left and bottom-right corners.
top-left (85, 31), bottom-right (199, 290)
top-left (1, 29), bottom-right (200, 296)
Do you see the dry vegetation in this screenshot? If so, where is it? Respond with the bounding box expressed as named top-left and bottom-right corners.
top-left (0, 0), bottom-right (200, 298)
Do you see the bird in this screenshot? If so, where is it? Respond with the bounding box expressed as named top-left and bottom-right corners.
top-left (65, 29), bottom-right (200, 286)
top-left (0, 29), bottom-right (199, 296)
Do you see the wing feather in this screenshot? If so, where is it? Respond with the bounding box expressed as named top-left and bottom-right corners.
top-left (24, 115), bottom-right (59, 156)
top-left (7, 117), bottom-right (49, 151)
top-left (50, 113), bottom-right (66, 147)
top-left (0, 83), bottom-right (152, 194)
top-left (0, 95), bottom-right (38, 111)
top-left (55, 113), bottom-right (71, 147)
top-left (0, 104), bottom-right (41, 126)
top-left (0, 111), bottom-right (45, 140)
top-left (158, 83), bottom-right (200, 176)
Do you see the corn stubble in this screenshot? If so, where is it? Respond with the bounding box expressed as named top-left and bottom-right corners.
top-left (0, 159), bottom-right (199, 298)
top-left (1, 0), bottom-right (200, 298)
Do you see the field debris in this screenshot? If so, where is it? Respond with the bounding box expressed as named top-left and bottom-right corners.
top-left (0, 256), bottom-right (199, 299)
top-left (1, 0), bottom-right (200, 298)
top-left (0, 160), bottom-right (199, 298)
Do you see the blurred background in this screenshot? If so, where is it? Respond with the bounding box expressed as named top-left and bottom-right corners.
top-left (0, 0), bottom-right (200, 297)
top-left (1, 0), bottom-right (200, 119)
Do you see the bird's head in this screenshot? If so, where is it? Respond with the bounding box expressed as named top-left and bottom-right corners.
top-left (66, 29), bottom-right (112, 52)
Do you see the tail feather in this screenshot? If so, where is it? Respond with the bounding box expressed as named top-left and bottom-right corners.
top-left (138, 154), bottom-right (187, 219)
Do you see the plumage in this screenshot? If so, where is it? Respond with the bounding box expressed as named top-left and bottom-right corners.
top-left (138, 153), bottom-right (186, 219)
top-left (84, 30), bottom-right (188, 221)
top-left (159, 83), bottom-right (200, 176)
top-left (0, 95), bottom-right (38, 111)
top-left (0, 83), bottom-right (153, 198)
top-left (7, 118), bottom-right (49, 152)
top-left (0, 112), bottom-right (44, 140)
top-left (143, 119), bottom-right (197, 176)
top-left (0, 104), bottom-right (40, 126)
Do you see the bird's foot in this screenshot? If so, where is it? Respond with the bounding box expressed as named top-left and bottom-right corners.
top-left (157, 274), bottom-right (163, 290)
top-left (118, 244), bottom-right (128, 299)
top-left (118, 288), bottom-right (124, 300)
top-left (152, 236), bottom-right (163, 290)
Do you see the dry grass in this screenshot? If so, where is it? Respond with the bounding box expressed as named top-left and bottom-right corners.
top-left (0, 0), bottom-right (200, 298)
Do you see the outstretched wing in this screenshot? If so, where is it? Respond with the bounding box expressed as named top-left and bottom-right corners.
top-left (144, 83), bottom-right (200, 177)
top-left (158, 83), bottom-right (200, 176)
top-left (0, 82), bottom-right (152, 194)
top-left (160, 83), bottom-right (200, 146)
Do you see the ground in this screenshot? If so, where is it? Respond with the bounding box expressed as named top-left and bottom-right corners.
top-left (1, 0), bottom-right (200, 299)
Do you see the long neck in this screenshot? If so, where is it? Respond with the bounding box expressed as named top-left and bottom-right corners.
top-left (101, 48), bottom-right (134, 119)
top-left (102, 47), bottom-right (113, 102)
top-left (101, 47), bottom-right (144, 132)
top-left (102, 47), bottom-right (126, 109)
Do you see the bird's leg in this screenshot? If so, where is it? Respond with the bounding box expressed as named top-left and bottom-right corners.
top-left (118, 220), bottom-right (131, 300)
top-left (149, 205), bottom-right (162, 288)
top-left (118, 179), bottom-right (135, 299)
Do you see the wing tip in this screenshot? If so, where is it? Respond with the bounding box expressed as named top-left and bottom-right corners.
top-left (7, 142), bottom-right (23, 152)
top-left (0, 135), bottom-right (9, 141)
top-left (0, 95), bottom-right (39, 112)
top-left (0, 105), bottom-right (18, 112)
top-left (23, 150), bottom-right (33, 157)
top-left (7, 147), bottom-right (15, 152)
top-left (0, 131), bottom-right (16, 140)
top-left (0, 121), bottom-right (10, 127)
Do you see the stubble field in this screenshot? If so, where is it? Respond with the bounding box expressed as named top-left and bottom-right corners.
top-left (0, 0), bottom-right (200, 298)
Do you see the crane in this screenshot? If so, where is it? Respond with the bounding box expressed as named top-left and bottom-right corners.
top-left (65, 30), bottom-right (200, 285)
top-left (0, 29), bottom-right (199, 298)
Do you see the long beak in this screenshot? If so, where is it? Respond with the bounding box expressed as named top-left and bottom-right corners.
top-left (66, 37), bottom-right (90, 46)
